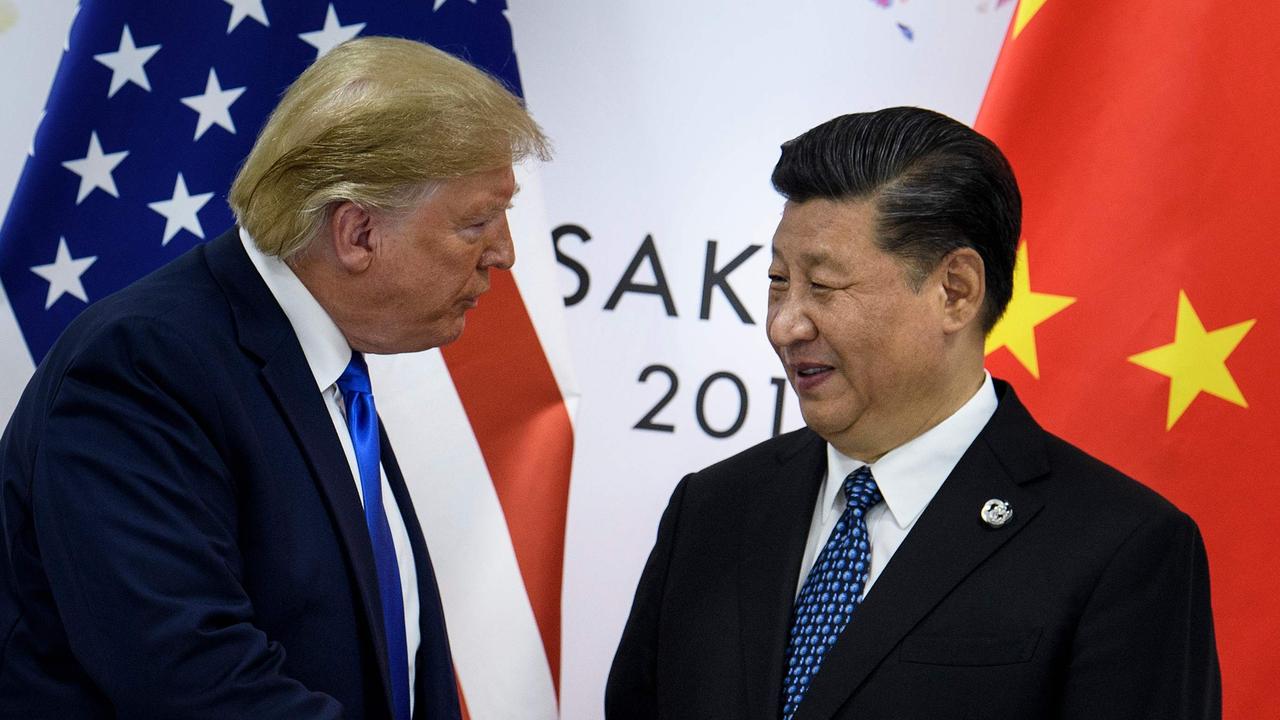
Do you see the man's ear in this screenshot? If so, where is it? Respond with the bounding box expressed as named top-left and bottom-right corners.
top-left (938, 247), bottom-right (985, 334)
top-left (328, 201), bottom-right (377, 274)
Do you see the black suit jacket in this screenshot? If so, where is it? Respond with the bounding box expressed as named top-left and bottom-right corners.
top-left (0, 229), bottom-right (457, 718)
top-left (606, 382), bottom-right (1220, 719)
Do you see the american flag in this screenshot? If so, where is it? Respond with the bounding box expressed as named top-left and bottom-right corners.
top-left (0, 2), bottom-right (574, 718)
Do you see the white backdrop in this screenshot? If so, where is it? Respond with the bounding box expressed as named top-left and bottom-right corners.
top-left (0, 1), bottom-right (1012, 717)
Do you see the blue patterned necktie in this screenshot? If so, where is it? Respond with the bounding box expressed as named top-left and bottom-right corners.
top-left (780, 466), bottom-right (883, 720)
top-left (337, 353), bottom-right (411, 720)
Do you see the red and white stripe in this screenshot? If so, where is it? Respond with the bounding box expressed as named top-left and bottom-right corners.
top-left (372, 165), bottom-right (576, 720)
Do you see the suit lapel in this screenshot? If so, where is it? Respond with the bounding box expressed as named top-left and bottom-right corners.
top-left (738, 430), bottom-right (827, 719)
top-left (795, 385), bottom-right (1050, 720)
top-left (202, 229), bottom-right (395, 712)
top-left (379, 425), bottom-right (461, 720)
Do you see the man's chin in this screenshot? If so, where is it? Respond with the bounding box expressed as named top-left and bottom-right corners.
top-left (427, 318), bottom-right (467, 350)
top-left (357, 322), bottom-right (465, 355)
top-left (797, 403), bottom-right (854, 442)
top-left (798, 405), bottom-right (832, 436)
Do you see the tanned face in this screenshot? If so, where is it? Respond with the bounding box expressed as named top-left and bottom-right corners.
top-left (311, 165), bottom-right (519, 354)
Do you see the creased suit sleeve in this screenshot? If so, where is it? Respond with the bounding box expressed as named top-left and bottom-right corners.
top-left (31, 319), bottom-right (343, 719)
top-left (604, 474), bottom-right (691, 719)
top-left (1060, 507), bottom-right (1221, 720)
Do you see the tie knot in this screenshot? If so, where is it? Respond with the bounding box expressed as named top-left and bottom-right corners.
top-left (336, 352), bottom-right (372, 395)
top-left (843, 466), bottom-right (883, 511)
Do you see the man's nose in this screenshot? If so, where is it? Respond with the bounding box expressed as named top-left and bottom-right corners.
top-left (767, 297), bottom-right (817, 348)
top-left (482, 219), bottom-right (515, 270)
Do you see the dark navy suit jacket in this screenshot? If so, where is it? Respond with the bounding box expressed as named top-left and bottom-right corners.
top-left (606, 382), bottom-right (1221, 719)
top-left (0, 228), bottom-right (457, 718)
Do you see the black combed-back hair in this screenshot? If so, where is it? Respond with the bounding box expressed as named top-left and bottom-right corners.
top-left (772, 106), bottom-right (1021, 331)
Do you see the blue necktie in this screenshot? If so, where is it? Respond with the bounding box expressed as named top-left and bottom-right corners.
top-left (337, 353), bottom-right (411, 720)
top-left (780, 466), bottom-right (884, 720)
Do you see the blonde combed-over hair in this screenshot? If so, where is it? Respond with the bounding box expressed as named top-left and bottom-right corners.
top-left (229, 36), bottom-right (550, 258)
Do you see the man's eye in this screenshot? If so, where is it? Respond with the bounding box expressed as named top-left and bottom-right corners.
top-left (768, 274), bottom-right (788, 286)
top-left (810, 282), bottom-right (830, 291)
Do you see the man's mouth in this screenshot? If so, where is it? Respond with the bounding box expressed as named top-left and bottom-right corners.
top-left (791, 362), bottom-right (834, 390)
top-left (462, 285), bottom-right (489, 308)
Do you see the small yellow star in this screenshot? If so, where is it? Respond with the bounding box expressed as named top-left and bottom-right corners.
top-left (985, 241), bottom-right (1076, 379)
top-left (1128, 291), bottom-right (1255, 430)
top-left (1013, 0), bottom-right (1049, 38)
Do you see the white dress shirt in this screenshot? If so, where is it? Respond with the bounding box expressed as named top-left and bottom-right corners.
top-left (795, 372), bottom-right (999, 600)
top-left (240, 229), bottom-right (420, 709)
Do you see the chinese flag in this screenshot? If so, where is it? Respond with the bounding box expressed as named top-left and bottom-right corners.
top-left (976, 0), bottom-right (1280, 715)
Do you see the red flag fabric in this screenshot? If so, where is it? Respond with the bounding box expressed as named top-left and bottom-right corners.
top-left (976, 1), bottom-right (1280, 715)
top-left (441, 269), bottom-right (574, 695)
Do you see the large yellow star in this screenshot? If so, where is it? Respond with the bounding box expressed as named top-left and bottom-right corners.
top-left (1128, 291), bottom-right (1255, 430)
top-left (1013, 0), bottom-right (1049, 38)
top-left (985, 241), bottom-right (1076, 378)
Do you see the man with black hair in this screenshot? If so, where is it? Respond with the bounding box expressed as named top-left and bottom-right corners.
top-left (606, 107), bottom-right (1220, 720)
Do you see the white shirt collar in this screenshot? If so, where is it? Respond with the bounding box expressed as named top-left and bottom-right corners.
top-left (239, 227), bottom-right (351, 391)
top-left (822, 372), bottom-right (999, 529)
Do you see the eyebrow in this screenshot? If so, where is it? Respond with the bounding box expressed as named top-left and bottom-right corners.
top-left (466, 186), bottom-right (520, 217)
top-left (487, 182), bottom-right (521, 211)
top-left (800, 250), bottom-right (836, 267)
top-left (772, 245), bottom-right (835, 268)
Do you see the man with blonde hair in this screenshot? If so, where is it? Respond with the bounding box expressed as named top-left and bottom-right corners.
top-left (0, 37), bottom-right (548, 719)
